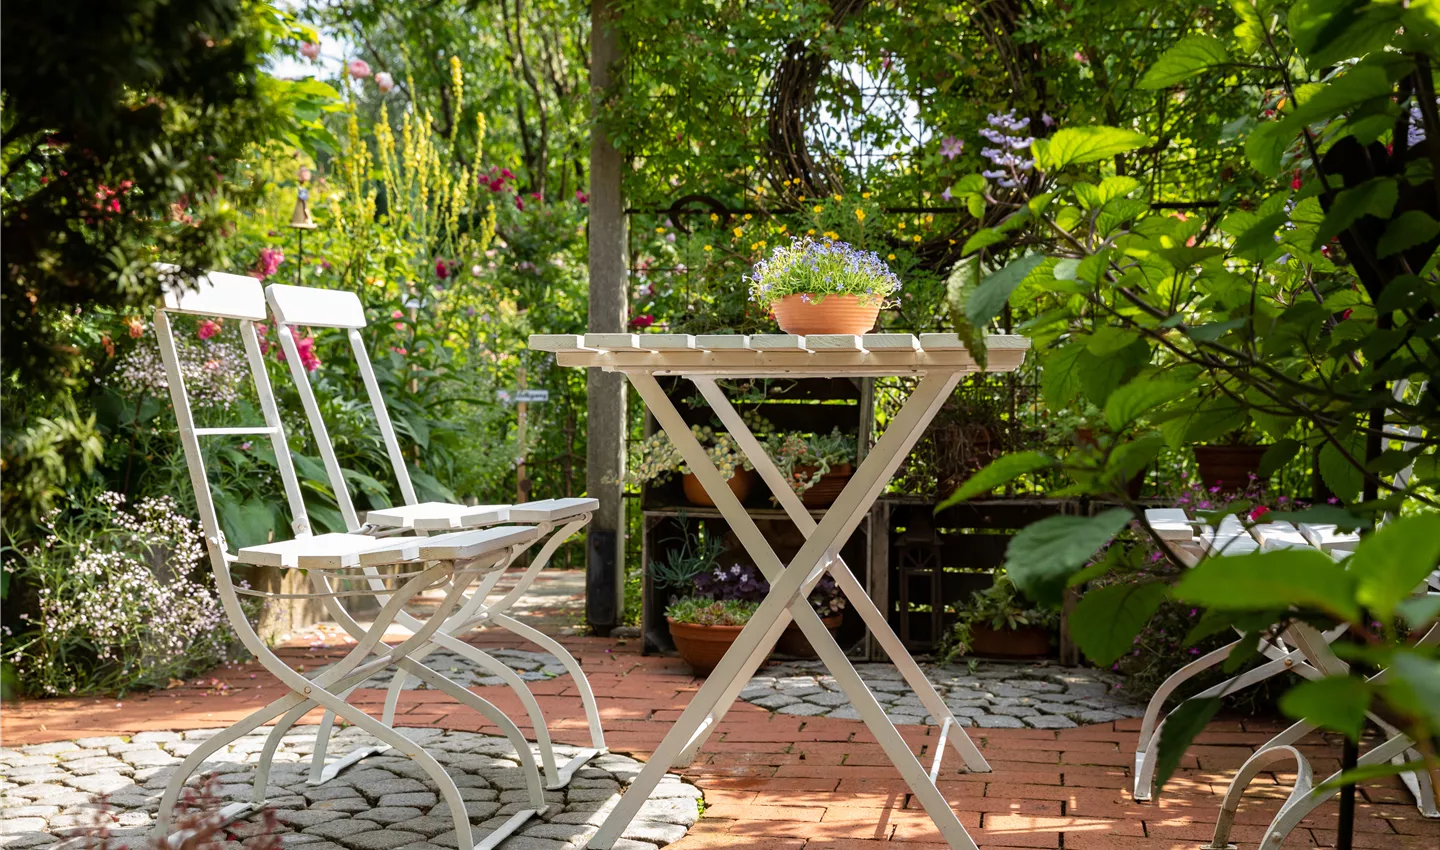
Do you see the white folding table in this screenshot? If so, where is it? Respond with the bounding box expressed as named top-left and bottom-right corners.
top-left (532, 331), bottom-right (1030, 850)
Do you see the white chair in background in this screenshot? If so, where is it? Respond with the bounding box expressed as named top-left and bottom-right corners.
top-left (264, 282), bottom-right (605, 789)
top-left (151, 270), bottom-right (549, 849)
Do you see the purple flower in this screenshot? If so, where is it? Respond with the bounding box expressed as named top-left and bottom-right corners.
top-left (939, 135), bottom-right (964, 160)
top-left (941, 186), bottom-right (953, 202)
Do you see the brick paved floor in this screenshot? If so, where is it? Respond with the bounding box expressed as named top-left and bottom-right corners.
top-left (3, 632), bottom-right (1438, 849)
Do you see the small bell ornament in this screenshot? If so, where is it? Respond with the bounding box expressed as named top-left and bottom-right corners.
top-left (289, 166), bottom-right (318, 230)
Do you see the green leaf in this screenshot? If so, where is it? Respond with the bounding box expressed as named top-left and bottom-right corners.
top-left (961, 228), bottom-right (1008, 256)
top-left (938, 451), bottom-right (1054, 509)
top-left (1350, 515), bottom-right (1440, 619)
top-left (1036, 126), bottom-right (1151, 171)
top-left (1230, 0), bottom-right (1265, 52)
top-left (1312, 178), bottom-right (1398, 250)
top-left (1070, 582), bottom-right (1169, 665)
top-left (1153, 698), bottom-right (1221, 792)
top-left (1319, 438), bottom-right (1365, 504)
top-left (1397, 595), bottom-right (1440, 629)
top-left (1245, 121), bottom-right (1293, 177)
top-left (1104, 380), bottom-right (1187, 430)
top-left (1383, 651), bottom-right (1440, 728)
top-left (1231, 212), bottom-right (1289, 260)
top-left (1259, 439), bottom-right (1302, 477)
top-left (965, 253), bottom-right (1047, 327)
top-left (1377, 210), bottom-right (1440, 257)
top-left (218, 498), bottom-right (278, 550)
top-left (1138, 35), bottom-right (1230, 89)
top-left (1003, 509), bottom-right (1131, 606)
top-left (1078, 339), bottom-right (1150, 407)
top-left (1173, 549), bottom-right (1360, 621)
top-left (1292, 0), bottom-right (1405, 67)
top-left (1279, 505), bottom-right (1370, 533)
top-left (1042, 343), bottom-right (1085, 408)
top-left (1278, 675), bottom-right (1372, 740)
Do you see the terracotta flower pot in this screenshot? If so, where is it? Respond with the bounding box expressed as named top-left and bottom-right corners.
top-left (795, 463), bottom-right (853, 508)
top-left (1194, 444), bottom-right (1269, 490)
top-left (667, 618), bottom-right (745, 676)
top-left (773, 614), bottom-right (843, 658)
top-left (682, 469), bottom-right (755, 506)
top-left (968, 624), bottom-right (1052, 658)
top-left (771, 293), bottom-right (880, 335)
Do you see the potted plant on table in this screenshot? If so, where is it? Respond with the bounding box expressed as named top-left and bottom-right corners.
top-left (748, 236), bottom-right (900, 335)
top-left (627, 425), bottom-right (757, 506)
top-left (939, 573), bottom-right (1057, 661)
top-left (766, 427), bottom-right (858, 507)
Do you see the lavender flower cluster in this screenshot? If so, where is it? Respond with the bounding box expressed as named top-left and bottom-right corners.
top-left (979, 110), bottom-right (1036, 189)
top-left (747, 236), bottom-right (901, 306)
top-left (694, 562), bottom-right (846, 617)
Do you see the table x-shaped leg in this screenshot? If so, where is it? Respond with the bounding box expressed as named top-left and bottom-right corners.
top-left (676, 376), bottom-right (990, 773)
top-left (589, 370), bottom-right (982, 850)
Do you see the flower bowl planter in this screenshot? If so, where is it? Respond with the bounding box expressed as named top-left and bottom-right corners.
top-left (773, 614), bottom-right (843, 658)
top-left (667, 618), bottom-right (744, 676)
top-left (771, 294), bottom-right (880, 336)
top-left (1194, 444), bottom-right (1269, 490)
top-left (968, 624), bottom-right (1052, 658)
top-left (682, 469), bottom-right (755, 506)
top-left (796, 463), bottom-right (853, 508)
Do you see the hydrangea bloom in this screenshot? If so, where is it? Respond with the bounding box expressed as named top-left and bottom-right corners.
top-left (747, 236), bottom-right (901, 307)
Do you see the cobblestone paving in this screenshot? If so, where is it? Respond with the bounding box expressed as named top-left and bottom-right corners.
top-left (0, 726), bottom-right (698, 850)
top-left (739, 659), bottom-right (1145, 729)
top-left (313, 649), bottom-right (570, 690)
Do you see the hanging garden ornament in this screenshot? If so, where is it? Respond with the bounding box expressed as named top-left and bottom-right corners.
top-left (289, 166), bottom-right (318, 231)
top-left (375, 72), bottom-right (395, 93)
top-left (300, 41), bottom-right (321, 61)
top-left (347, 59), bottom-right (371, 79)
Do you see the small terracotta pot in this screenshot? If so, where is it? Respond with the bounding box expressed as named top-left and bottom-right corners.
top-left (682, 469), bottom-right (755, 506)
top-left (771, 293), bottom-right (880, 335)
top-left (773, 614), bottom-right (843, 658)
top-left (1194, 444), bottom-right (1269, 490)
top-left (794, 463), bottom-right (853, 508)
top-left (668, 618), bottom-right (745, 676)
top-left (968, 624), bottom-right (1052, 658)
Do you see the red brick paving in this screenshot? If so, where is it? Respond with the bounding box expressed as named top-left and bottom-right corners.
top-left (3, 632), bottom-right (1438, 849)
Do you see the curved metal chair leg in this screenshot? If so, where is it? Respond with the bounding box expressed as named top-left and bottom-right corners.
top-left (488, 611), bottom-right (607, 753)
top-left (1252, 735), bottom-right (1416, 850)
top-left (1202, 745), bottom-right (1313, 850)
top-left (1132, 639), bottom-right (1240, 801)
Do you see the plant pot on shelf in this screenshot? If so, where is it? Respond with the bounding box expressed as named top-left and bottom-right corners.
top-left (667, 618), bottom-right (744, 676)
top-left (1194, 444), bottom-right (1269, 490)
top-left (682, 469), bottom-right (756, 506)
top-left (772, 614), bottom-right (843, 658)
top-left (967, 624), bottom-right (1052, 658)
top-left (794, 463), bottom-right (853, 508)
top-left (771, 294), bottom-right (880, 336)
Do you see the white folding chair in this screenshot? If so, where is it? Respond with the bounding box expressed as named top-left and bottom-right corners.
top-left (1133, 505), bottom-right (1440, 819)
top-left (151, 270), bottom-right (549, 849)
top-left (264, 282), bottom-right (605, 789)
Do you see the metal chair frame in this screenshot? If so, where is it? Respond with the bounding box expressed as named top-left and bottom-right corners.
top-left (151, 270), bottom-right (548, 849)
top-left (264, 282), bottom-right (604, 789)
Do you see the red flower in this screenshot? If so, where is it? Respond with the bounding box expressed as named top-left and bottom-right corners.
top-left (435, 258), bottom-right (449, 279)
top-left (197, 320), bottom-right (221, 340)
top-left (1248, 505), bottom-right (1270, 521)
top-left (575, 190), bottom-right (589, 204)
top-left (628, 314), bottom-right (655, 329)
top-left (1290, 171), bottom-right (1303, 191)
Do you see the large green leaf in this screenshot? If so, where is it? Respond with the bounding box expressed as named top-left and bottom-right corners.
top-left (1153, 698), bottom-right (1220, 793)
top-left (1319, 436), bottom-right (1365, 504)
top-left (1311, 177), bottom-right (1397, 250)
top-left (1350, 515), bottom-right (1440, 619)
top-left (938, 451), bottom-right (1054, 509)
top-left (1278, 675), bottom-right (1372, 740)
top-left (965, 253), bottom-right (1047, 327)
top-left (1035, 126), bottom-right (1150, 171)
top-left (1173, 549), bottom-right (1359, 622)
top-left (1042, 342), bottom-right (1085, 408)
top-left (1003, 509), bottom-right (1132, 605)
top-left (1383, 651), bottom-right (1440, 729)
top-left (1377, 210), bottom-right (1440, 257)
top-left (1138, 35), bottom-right (1230, 89)
top-left (1292, 0), bottom-right (1405, 66)
top-left (1078, 339), bottom-right (1150, 407)
top-left (1104, 380), bottom-right (1188, 430)
top-left (1070, 582), bottom-right (1169, 665)
top-left (1245, 120), bottom-right (1293, 177)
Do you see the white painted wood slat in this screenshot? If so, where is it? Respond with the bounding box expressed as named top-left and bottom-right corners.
top-left (751, 334), bottom-right (808, 350)
top-left (265, 283), bottom-right (368, 329)
top-left (529, 334), bottom-right (592, 352)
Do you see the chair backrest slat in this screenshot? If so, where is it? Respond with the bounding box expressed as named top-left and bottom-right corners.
top-left (266, 283), bottom-right (418, 528)
top-left (155, 270), bottom-right (312, 557)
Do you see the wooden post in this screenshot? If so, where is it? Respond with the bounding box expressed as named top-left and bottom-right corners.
top-left (515, 366), bottom-right (530, 504)
top-left (585, 0), bottom-right (628, 633)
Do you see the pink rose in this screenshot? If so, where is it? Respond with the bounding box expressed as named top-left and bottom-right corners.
top-left (300, 42), bottom-right (321, 60)
top-left (197, 320), bottom-right (221, 340)
top-left (348, 59), bottom-right (371, 79)
top-left (375, 72), bottom-right (394, 92)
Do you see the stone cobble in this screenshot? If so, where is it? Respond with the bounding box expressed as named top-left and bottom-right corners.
top-left (737, 659), bottom-right (1143, 729)
top-left (0, 726), bottom-right (699, 850)
top-left (311, 650), bottom-right (568, 691)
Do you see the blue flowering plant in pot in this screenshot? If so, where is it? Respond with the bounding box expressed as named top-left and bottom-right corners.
top-left (748, 236), bottom-right (901, 335)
